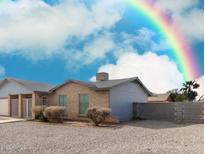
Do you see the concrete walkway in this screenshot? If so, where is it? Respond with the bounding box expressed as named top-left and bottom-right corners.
top-left (0, 116), bottom-right (26, 124)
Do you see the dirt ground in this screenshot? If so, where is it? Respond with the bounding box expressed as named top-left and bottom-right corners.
top-left (0, 120), bottom-right (203, 154)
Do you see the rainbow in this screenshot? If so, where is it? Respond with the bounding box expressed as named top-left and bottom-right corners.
top-left (129, 0), bottom-right (199, 81)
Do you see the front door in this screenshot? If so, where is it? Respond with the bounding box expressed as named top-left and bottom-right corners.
top-left (79, 94), bottom-right (89, 115)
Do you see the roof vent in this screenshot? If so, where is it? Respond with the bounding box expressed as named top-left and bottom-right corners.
top-left (96, 72), bottom-right (109, 81)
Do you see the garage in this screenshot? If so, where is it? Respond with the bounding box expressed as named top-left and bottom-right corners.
top-left (0, 98), bottom-right (9, 116)
top-left (10, 99), bottom-right (19, 117)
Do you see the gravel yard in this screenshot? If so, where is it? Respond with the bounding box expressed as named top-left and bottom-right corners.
top-left (0, 120), bottom-right (203, 154)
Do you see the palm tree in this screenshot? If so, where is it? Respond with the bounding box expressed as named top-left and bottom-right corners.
top-left (180, 80), bottom-right (200, 101)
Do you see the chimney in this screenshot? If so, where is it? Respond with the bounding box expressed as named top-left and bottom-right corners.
top-left (96, 72), bottom-right (109, 81)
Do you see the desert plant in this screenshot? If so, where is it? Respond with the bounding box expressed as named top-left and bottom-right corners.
top-left (170, 92), bottom-right (187, 102)
top-left (32, 106), bottom-right (47, 121)
top-left (43, 106), bottom-right (66, 123)
top-left (180, 80), bottom-right (200, 101)
top-left (170, 80), bottom-right (200, 102)
top-left (87, 107), bottom-right (111, 126)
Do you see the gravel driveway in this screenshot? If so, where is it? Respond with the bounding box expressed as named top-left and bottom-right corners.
top-left (0, 120), bottom-right (203, 154)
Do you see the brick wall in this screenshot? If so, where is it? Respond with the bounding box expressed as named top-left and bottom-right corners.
top-left (48, 83), bottom-right (110, 119)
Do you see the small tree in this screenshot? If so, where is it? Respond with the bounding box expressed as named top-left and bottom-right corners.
top-left (87, 107), bottom-right (111, 126)
top-left (43, 106), bottom-right (66, 123)
top-left (170, 92), bottom-right (187, 102)
top-left (180, 80), bottom-right (200, 101)
top-left (170, 80), bottom-right (200, 102)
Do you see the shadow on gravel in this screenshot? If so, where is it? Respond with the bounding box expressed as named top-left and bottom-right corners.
top-left (98, 124), bottom-right (123, 130)
top-left (123, 120), bottom-right (195, 130)
top-left (31, 120), bottom-right (124, 130)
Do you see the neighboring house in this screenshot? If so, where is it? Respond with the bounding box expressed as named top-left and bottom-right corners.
top-left (49, 72), bottom-right (151, 121)
top-left (0, 77), bottom-right (53, 118)
top-left (0, 73), bottom-right (151, 121)
top-left (148, 93), bottom-right (174, 103)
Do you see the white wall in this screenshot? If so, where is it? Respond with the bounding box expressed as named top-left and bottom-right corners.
top-left (110, 81), bottom-right (148, 121)
top-left (0, 98), bottom-right (9, 116)
top-left (0, 80), bottom-right (32, 97)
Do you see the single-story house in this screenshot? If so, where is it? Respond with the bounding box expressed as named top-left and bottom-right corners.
top-left (0, 77), bottom-right (53, 118)
top-left (0, 72), bottom-right (151, 121)
top-left (148, 93), bottom-right (174, 103)
top-left (49, 72), bottom-right (151, 121)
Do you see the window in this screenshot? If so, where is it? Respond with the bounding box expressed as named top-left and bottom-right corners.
top-left (42, 96), bottom-right (47, 106)
top-left (40, 96), bottom-right (47, 106)
top-left (59, 95), bottom-right (67, 106)
top-left (79, 94), bottom-right (89, 115)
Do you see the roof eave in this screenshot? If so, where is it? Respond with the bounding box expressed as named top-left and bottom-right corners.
top-left (33, 91), bottom-right (50, 93)
top-left (50, 80), bottom-right (94, 92)
top-left (134, 78), bottom-right (152, 96)
top-left (91, 87), bottom-right (110, 91)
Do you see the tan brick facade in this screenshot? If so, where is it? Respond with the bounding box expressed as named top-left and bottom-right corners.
top-left (48, 82), bottom-right (110, 119)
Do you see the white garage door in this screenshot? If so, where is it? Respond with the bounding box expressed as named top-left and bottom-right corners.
top-left (0, 98), bottom-right (9, 116)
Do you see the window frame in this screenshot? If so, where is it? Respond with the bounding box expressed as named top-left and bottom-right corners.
top-left (42, 96), bottom-right (47, 105)
top-left (59, 95), bottom-right (68, 107)
top-left (78, 94), bottom-right (89, 116)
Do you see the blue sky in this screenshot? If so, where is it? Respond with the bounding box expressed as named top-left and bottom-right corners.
top-left (0, 0), bottom-right (204, 93)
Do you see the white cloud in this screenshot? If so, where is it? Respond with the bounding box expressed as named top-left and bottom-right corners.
top-left (64, 27), bottom-right (170, 68)
top-left (91, 0), bottom-right (124, 29)
top-left (0, 66), bottom-right (5, 77)
top-left (91, 52), bottom-right (183, 93)
top-left (83, 34), bottom-right (115, 64)
top-left (154, 0), bottom-right (204, 41)
top-left (196, 76), bottom-right (204, 100)
top-left (173, 9), bottom-right (204, 41)
top-left (154, 0), bottom-right (198, 13)
top-left (69, 33), bottom-right (115, 65)
top-left (0, 0), bottom-right (124, 60)
top-left (120, 28), bottom-right (170, 52)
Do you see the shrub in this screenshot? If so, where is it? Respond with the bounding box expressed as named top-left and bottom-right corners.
top-left (32, 106), bottom-right (47, 121)
top-left (87, 107), bottom-right (111, 126)
top-left (43, 106), bottom-right (66, 123)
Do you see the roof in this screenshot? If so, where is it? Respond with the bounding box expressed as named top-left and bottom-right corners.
top-left (0, 77), bottom-right (54, 92)
top-left (50, 79), bottom-right (93, 92)
top-left (51, 77), bottom-right (152, 96)
top-left (92, 77), bottom-right (137, 89)
top-left (148, 93), bottom-right (172, 102)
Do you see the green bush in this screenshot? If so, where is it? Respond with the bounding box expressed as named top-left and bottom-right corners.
top-left (87, 107), bottom-right (111, 126)
top-left (32, 106), bottom-right (47, 121)
top-left (43, 106), bottom-right (66, 123)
